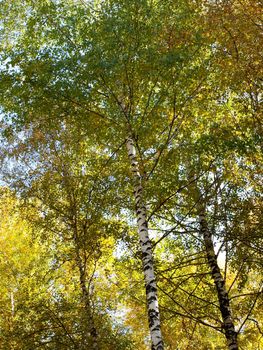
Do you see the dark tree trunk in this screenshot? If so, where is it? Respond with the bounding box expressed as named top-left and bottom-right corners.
top-left (199, 210), bottom-right (238, 350)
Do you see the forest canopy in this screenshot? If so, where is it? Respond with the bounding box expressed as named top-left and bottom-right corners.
top-left (0, 1), bottom-right (262, 349)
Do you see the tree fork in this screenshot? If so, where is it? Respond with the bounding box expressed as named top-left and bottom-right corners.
top-left (199, 209), bottom-right (238, 350)
top-left (126, 136), bottom-right (164, 350)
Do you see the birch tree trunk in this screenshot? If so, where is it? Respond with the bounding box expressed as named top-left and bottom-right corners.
top-left (10, 291), bottom-right (15, 317)
top-left (199, 209), bottom-right (238, 350)
top-left (74, 231), bottom-right (99, 350)
top-left (76, 255), bottom-right (99, 350)
top-left (126, 136), bottom-right (164, 350)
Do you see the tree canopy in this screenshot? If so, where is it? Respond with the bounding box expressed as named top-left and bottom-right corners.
top-left (0, 1), bottom-right (262, 349)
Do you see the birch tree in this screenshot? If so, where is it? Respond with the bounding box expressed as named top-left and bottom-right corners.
top-left (0, 1), bottom-right (262, 349)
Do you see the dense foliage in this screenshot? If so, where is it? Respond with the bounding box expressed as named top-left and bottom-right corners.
top-left (0, 1), bottom-right (262, 349)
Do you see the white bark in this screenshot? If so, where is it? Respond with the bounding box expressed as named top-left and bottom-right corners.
top-left (126, 136), bottom-right (164, 350)
top-left (10, 291), bottom-right (15, 317)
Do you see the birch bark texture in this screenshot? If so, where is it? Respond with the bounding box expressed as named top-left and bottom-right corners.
top-left (199, 209), bottom-right (238, 350)
top-left (126, 136), bottom-right (164, 350)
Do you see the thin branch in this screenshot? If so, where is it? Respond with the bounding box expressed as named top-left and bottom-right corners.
top-left (237, 283), bottom-right (263, 334)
